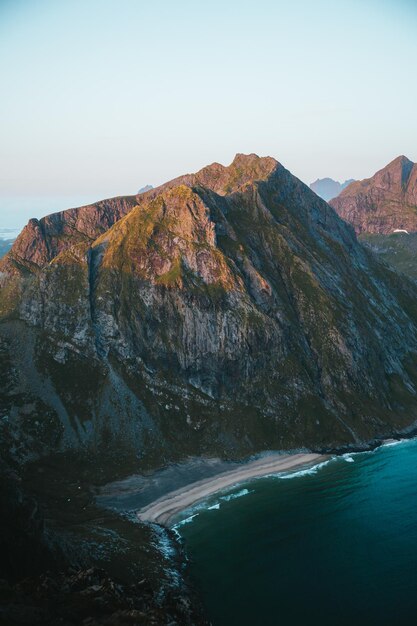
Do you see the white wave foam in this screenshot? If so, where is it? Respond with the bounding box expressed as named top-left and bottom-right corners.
top-left (382, 438), bottom-right (407, 448)
top-left (150, 525), bottom-right (183, 587)
top-left (151, 524), bottom-right (177, 558)
top-left (172, 513), bottom-right (199, 529)
top-left (171, 526), bottom-right (183, 540)
top-left (173, 489), bottom-right (251, 529)
top-left (273, 458), bottom-right (334, 480)
top-left (220, 488), bottom-right (251, 502)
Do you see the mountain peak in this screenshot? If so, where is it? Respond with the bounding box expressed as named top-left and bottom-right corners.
top-left (193, 153), bottom-right (279, 195)
top-left (365, 155), bottom-right (414, 187)
top-left (381, 155), bottom-right (414, 186)
top-left (139, 153), bottom-right (280, 201)
top-left (387, 155), bottom-right (413, 167)
top-left (138, 184), bottom-right (153, 194)
top-left (231, 152), bottom-right (276, 167)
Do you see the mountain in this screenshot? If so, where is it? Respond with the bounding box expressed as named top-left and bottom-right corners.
top-left (330, 156), bottom-right (417, 235)
top-left (2, 152), bottom-right (417, 463)
top-left (310, 177), bottom-right (355, 201)
top-left (138, 184), bottom-right (153, 194)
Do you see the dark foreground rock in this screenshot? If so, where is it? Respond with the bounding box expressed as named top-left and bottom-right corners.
top-left (0, 461), bottom-right (208, 626)
top-left (0, 567), bottom-right (201, 626)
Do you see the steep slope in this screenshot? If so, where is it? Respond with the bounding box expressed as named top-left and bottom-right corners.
top-left (2, 153), bottom-right (417, 467)
top-left (330, 156), bottom-right (417, 234)
top-left (310, 177), bottom-right (355, 201)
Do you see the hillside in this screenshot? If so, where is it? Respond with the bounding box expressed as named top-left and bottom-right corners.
top-left (361, 232), bottom-right (417, 280)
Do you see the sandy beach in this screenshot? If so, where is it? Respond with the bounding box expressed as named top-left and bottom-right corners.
top-left (137, 452), bottom-right (328, 526)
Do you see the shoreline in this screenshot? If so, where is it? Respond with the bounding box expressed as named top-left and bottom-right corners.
top-left (137, 452), bottom-right (328, 526)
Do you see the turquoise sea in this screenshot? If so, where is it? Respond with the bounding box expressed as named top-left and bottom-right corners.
top-left (175, 440), bottom-right (417, 626)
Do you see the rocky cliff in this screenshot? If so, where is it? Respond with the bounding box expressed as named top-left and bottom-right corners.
top-left (5, 196), bottom-right (138, 270)
top-left (2, 153), bottom-right (417, 466)
top-left (330, 156), bottom-right (417, 235)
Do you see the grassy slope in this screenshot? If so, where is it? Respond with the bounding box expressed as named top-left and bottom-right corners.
top-left (360, 233), bottom-right (417, 279)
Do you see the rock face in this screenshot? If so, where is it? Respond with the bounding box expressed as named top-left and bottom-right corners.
top-left (0, 458), bottom-right (208, 625)
top-left (0, 567), bottom-right (207, 626)
top-left (310, 177), bottom-right (355, 202)
top-left (2, 153), bottom-right (417, 465)
top-left (6, 196), bottom-right (138, 269)
top-left (330, 156), bottom-right (417, 235)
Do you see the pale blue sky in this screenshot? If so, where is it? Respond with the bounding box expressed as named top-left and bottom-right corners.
top-left (1, 0), bottom-right (416, 228)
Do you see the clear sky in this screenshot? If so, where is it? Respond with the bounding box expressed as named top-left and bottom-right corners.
top-left (1, 0), bottom-right (417, 228)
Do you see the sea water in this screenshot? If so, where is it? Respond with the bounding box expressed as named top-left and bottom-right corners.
top-left (175, 439), bottom-right (417, 626)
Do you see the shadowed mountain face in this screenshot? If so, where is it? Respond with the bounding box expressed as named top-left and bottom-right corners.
top-left (330, 156), bottom-right (417, 235)
top-left (2, 153), bottom-right (417, 469)
top-left (310, 178), bottom-right (355, 202)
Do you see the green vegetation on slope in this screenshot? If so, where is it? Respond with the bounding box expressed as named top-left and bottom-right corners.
top-left (360, 232), bottom-right (417, 279)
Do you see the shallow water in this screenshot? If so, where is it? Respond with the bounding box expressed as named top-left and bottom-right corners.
top-left (176, 439), bottom-right (417, 626)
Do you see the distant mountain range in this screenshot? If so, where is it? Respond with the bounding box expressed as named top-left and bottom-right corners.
top-left (0, 229), bottom-right (18, 259)
top-left (138, 184), bottom-right (153, 194)
top-left (0, 239), bottom-right (14, 259)
top-left (310, 178), bottom-right (355, 201)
